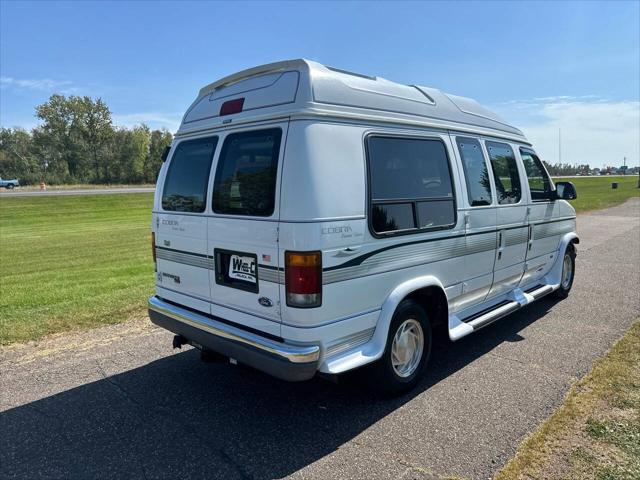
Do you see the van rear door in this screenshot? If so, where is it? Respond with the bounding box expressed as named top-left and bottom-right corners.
top-left (207, 124), bottom-right (287, 338)
top-left (155, 136), bottom-right (218, 312)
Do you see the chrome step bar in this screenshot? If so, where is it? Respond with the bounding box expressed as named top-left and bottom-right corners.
top-left (449, 282), bottom-right (560, 341)
top-left (528, 284), bottom-right (554, 300)
top-left (466, 301), bottom-right (520, 331)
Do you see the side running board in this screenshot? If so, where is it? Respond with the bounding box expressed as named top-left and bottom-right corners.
top-left (527, 284), bottom-right (554, 300)
top-left (448, 283), bottom-right (558, 341)
top-left (464, 301), bottom-right (520, 330)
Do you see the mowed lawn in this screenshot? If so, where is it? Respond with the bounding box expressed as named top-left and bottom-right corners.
top-left (0, 175), bottom-right (638, 345)
top-left (555, 175), bottom-right (639, 212)
top-left (0, 193), bottom-right (154, 345)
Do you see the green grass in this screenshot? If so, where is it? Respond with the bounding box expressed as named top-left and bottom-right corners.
top-left (555, 175), bottom-right (639, 212)
top-left (496, 321), bottom-right (640, 480)
top-left (0, 175), bottom-right (638, 345)
top-left (14, 183), bottom-right (155, 191)
top-left (0, 193), bottom-right (154, 345)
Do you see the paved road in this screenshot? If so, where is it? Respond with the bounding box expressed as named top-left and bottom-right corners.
top-left (0, 187), bottom-right (154, 197)
top-left (1, 199), bottom-right (639, 480)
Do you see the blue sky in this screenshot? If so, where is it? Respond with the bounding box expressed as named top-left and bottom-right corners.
top-left (1, 0), bottom-right (639, 167)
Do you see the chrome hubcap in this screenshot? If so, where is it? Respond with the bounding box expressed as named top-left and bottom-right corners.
top-left (561, 254), bottom-right (573, 289)
top-left (391, 319), bottom-right (424, 378)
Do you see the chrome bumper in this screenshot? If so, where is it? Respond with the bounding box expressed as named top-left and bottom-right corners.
top-left (148, 296), bottom-right (320, 381)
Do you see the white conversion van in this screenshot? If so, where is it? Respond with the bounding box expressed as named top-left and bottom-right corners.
top-left (148, 59), bottom-right (578, 394)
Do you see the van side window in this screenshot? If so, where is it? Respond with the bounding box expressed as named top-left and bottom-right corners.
top-left (212, 128), bottom-right (282, 217)
top-left (520, 149), bottom-right (554, 201)
top-left (162, 136), bottom-right (218, 212)
top-left (367, 136), bottom-right (456, 235)
top-left (485, 141), bottom-right (521, 205)
top-left (456, 137), bottom-right (492, 206)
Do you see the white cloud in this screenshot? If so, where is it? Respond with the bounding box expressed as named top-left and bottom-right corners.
top-left (492, 97), bottom-right (640, 168)
top-left (112, 112), bottom-right (182, 132)
top-left (0, 76), bottom-right (77, 94)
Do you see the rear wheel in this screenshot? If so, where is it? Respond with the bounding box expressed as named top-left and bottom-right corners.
top-left (7, 184), bottom-right (14, 190)
top-left (554, 245), bottom-right (576, 298)
top-left (364, 299), bottom-right (432, 396)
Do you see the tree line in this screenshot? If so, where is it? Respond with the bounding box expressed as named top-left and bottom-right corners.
top-left (0, 94), bottom-right (173, 185)
top-left (1, 94), bottom-right (622, 185)
top-left (542, 162), bottom-right (592, 176)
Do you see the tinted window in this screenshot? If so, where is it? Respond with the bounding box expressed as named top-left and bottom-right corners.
top-left (416, 200), bottom-right (455, 228)
top-left (212, 128), bottom-right (282, 216)
top-left (369, 137), bottom-right (453, 200)
top-left (486, 141), bottom-right (522, 205)
top-left (456, 137), bottom-right (493, 206)
top-left (520, 149), bottom-right (553, 201)
top-left (368, 136), bottom-right (456, 235)
top-left (162, 137), bottom-right (218, 212)
top-left (372, 203), bottom-right (414, 233)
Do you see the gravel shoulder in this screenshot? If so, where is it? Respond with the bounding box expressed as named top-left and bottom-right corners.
top-left (1, 198), bottom-right (638, 480)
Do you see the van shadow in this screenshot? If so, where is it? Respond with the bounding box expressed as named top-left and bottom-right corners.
top-left (2, 299), bottom-right (559, 479)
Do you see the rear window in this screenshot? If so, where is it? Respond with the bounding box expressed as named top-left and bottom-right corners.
top-left (212, 128), bottom-right (282, 217)
top-left (162, 136), bottom-right (218, 212)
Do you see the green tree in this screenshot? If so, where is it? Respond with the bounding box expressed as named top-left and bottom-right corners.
top-left (112, 126), bottom-right (150, 183)
top-left (34, 94), bottom-right (115, 182)
top-left (0, 128), bottom-right (40, 184)
top-left (4, 94), bottom-right (172, 185)
top-left (76, 97), bottom-right (113, 182)
top-left (144, 128), bottom-right (173, 182)
top-left (35, 94), bottom-right (81, 181)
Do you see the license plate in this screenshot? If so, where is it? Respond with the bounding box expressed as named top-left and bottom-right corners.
top-left (228, 254), bottom-right (257, 284)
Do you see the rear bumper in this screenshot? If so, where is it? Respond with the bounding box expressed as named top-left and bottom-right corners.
top-left (148, 296), bottom-right (320, 381)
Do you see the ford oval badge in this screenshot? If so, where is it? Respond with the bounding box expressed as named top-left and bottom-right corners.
top-left (258, 297), bottom-right (273, 307)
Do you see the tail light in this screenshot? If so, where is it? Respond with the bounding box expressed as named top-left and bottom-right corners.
top-left (151, 232), bottom-right (157, 269)
top-left (285, 251), bottom-right (322, 308)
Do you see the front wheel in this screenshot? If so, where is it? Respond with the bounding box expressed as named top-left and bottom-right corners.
top-left (554, 245), bottom-right (576, 299)
top-left (7, 184), bottom-right (14, 190)
top-left (364, 299), bottom-right (432, 396)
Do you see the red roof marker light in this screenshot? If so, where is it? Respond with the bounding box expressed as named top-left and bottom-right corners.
top-left (220, 98), bottom-right (244, 116)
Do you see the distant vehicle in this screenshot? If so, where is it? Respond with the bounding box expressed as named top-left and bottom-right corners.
top-left (0, 177), bottom-right (19, 189)
top-left (148, 59), bottom-right (579, 394)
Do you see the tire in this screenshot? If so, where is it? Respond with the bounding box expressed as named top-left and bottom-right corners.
top-left (364, 299), bottom-right (432, 396)
top-left (7, 184), bottom-right (14, 190)
top-left (554, 245), bottom-right (576, 299)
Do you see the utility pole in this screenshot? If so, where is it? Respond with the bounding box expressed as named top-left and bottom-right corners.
top-left (558, 128), bottom-right (562, 164)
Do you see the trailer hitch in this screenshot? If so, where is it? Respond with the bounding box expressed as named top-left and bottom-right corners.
top-left (172, 334), bottom-right (188, 349)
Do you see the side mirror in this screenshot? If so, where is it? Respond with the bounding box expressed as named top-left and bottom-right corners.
top-left (555, 181), bottom-right (577, 200)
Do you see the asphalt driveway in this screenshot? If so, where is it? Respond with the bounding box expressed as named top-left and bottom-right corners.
top-left (1, 198), bottom-right (638, 480)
